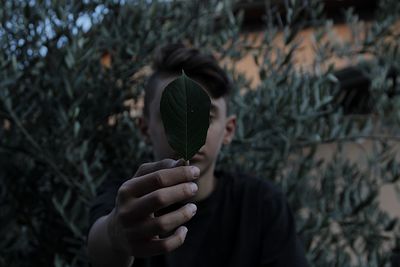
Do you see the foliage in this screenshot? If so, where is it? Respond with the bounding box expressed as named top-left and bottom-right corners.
top-left (160, 73), bottom-right (211, 161)
top-left (1, 0), bottom-right (400, 266)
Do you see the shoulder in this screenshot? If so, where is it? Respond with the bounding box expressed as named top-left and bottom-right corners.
top-left (216, 171), bottom-right (309, 266)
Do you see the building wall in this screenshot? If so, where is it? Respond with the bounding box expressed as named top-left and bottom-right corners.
top-left (235, 24), bottom-right (400, 218)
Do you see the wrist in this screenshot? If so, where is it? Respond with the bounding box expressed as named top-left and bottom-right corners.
top-left (88, 213), bottom-right (134, 267)
top-left (105, 209), bottom-right (131, 257)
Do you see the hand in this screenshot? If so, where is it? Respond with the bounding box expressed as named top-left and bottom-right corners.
top-left (106, 159), bottom-right (199, 257)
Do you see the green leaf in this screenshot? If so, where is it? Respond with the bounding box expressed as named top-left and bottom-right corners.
top-left (160, 72), bottom-right (211, 161)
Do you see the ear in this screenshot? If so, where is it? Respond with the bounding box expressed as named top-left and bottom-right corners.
top-left (138, 116), bottom-right (151, 144)
top-left (223, 115), bottom-right (236, 145)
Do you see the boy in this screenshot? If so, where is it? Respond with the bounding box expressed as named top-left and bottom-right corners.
top-left (88, 44), bottom-right (309, 267)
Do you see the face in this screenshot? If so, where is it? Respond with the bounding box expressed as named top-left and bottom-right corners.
top-left (140, 75), bottom-right (236, 175)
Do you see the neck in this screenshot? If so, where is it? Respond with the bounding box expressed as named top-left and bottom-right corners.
top-left (191, 162), bottom-right (217, 202)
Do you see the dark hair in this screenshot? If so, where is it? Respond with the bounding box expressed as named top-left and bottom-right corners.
top-left (143, 43), bottom-right (233, 117)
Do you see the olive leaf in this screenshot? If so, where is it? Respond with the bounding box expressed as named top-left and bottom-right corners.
top-left (160, 72), bottom-right (211, 161)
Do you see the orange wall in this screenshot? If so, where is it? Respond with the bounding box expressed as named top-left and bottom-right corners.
top-left (235, 23), bottom-right (370, 87)
top-left (234, 23), bottom-right (400, 218)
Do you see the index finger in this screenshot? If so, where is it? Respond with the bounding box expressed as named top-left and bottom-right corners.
top-left (128, 165), bottom-right (200, 197)
top-left (135, 159), bottom-right (186, 177)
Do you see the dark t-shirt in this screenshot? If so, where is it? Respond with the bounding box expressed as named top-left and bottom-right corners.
top-left (89, 171), bottom-right (309, 267)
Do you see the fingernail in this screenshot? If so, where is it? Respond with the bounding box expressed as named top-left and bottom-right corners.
top-left (190, 182), bottom-right (198, 193)
top-left (175, 159), bottom-right (185, 167)
top-left (187, 203), bottom-right (197, 215)
top-left (182, 226), bottom-right (188, 235)
top-left (190, 166), bottom-right (200, 178)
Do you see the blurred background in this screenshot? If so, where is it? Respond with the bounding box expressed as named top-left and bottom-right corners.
top-left (1, 0), bottom-right (400, 266)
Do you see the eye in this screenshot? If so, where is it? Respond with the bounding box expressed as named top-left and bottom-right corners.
top-left (209, 114), bottom-right (215, 122)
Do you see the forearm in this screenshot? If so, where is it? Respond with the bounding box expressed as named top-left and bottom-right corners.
top-left (88, 214), bottom-right (134, 267)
